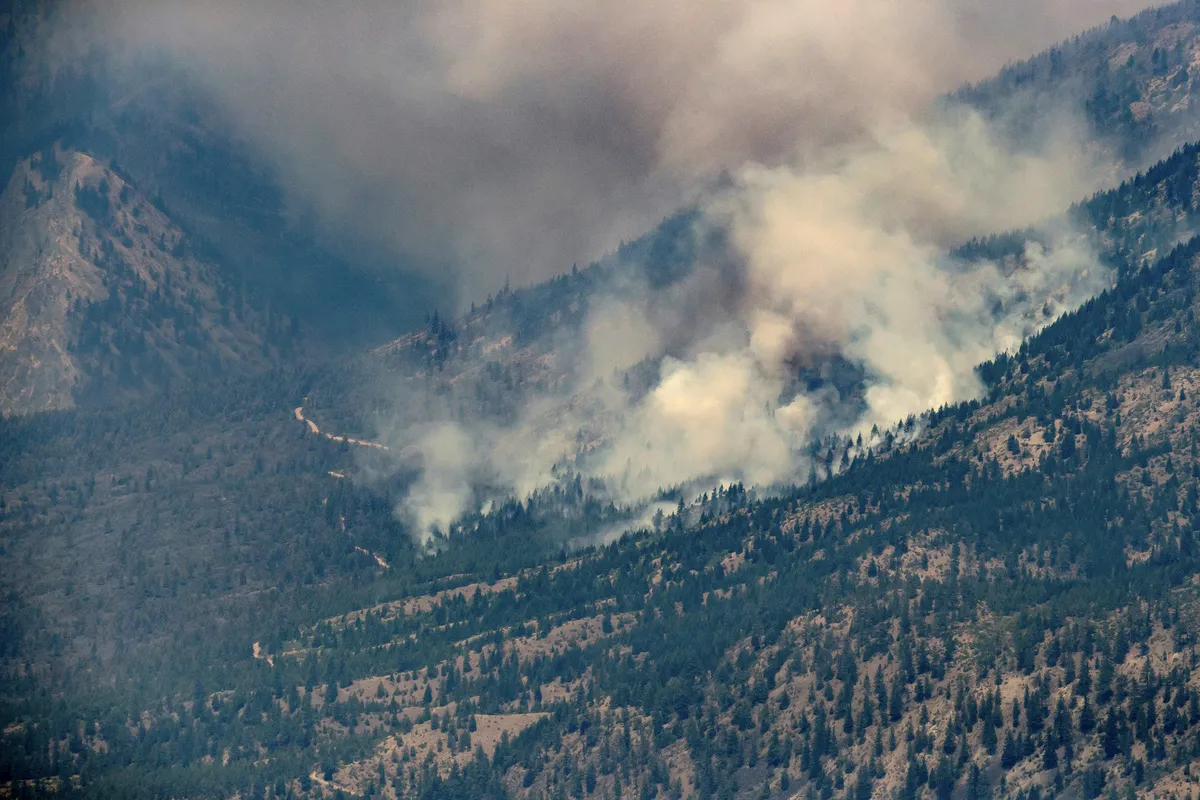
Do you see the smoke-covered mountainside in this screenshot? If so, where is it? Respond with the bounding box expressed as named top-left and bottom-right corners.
top-left (19, 2), bottom-right (1200, 800)
top-left (954, 0), bottom-right (1200, 164)
top-left (2, 0), bottom-right (1200, 415)
top-left (10, 147), bottom-right (1200, 799)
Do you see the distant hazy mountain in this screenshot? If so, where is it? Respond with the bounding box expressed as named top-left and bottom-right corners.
top-left (0, 146), bottom-right (308, 412)
top-left (1, 0), bottom-right (443, 411)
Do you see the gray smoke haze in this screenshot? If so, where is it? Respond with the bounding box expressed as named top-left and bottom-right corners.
top-left (85, 0), bottom-right (1153, 301)
top-left (71, 0), bottom-right (1156, 543)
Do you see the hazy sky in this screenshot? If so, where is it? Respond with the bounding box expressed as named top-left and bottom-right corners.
top-left (86, 0), bottom-right (1158, 303)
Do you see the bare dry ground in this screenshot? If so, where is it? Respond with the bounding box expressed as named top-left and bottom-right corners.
top-left (324, 574), bottom-right (520, 630)
top-left (329, 710), bottom-right (546, 797)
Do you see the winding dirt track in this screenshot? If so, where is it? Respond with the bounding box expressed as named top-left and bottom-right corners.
top-left (293, 406), bottom-right (390, 451)
top-left (293, 406), bottom-right (393, 570)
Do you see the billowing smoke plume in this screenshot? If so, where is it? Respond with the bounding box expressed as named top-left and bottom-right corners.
top-left (395, 108), bottom-right (1114, 543)
top-left (706, 111), bottom-right (1111, 435)
top-left (87, 0), bottom-right (1151, 300)
top-left (76, 0), bottom-right (1154, 542)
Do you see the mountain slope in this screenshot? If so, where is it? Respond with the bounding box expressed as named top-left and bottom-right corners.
top-left (0, 148), bottom-right (104, 411)
top-left (4, 235), bottom-right (1200, 800)
top-left (8, 156), bottom-right (1200, 800)
top-left (956, 2), bottom-right (1200, 164)
top-left (285, 233), bottom-right (1200, 800)
top-left (0, 146), bottom-right (302, 412)
top-left (1, 0), bottom-right (442, 373)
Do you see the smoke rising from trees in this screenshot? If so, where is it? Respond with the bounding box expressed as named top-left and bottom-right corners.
top-left (76, 0), bottom-right (1153, 541)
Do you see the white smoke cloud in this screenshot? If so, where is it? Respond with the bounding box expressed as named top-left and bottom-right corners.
top-left (597, 351), bottom-right (806, 489)
top-left (537, 110), bottom-right (1114, 497)
top-left (713, 111), bottom-right (1112, 429)
top-left (401, 424), bottom-right (477, 543)
top-left (393, 109), bottom-right (1115, 542)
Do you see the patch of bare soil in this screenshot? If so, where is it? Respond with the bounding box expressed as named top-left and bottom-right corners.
top-left (326, 574), bottom-right (520, 629)
top-left (331, 711), bottom-right (545, 797)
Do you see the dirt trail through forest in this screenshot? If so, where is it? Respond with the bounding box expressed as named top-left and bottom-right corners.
top-left (293, 406), bottom-right (393, 570)
top-left (293, 406), bottom-right (390, 451)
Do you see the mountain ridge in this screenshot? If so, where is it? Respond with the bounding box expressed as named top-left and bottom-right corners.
top-left (0, 145), bottom-right (302, 412)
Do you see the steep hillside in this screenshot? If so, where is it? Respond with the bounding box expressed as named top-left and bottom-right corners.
top-left (0, 146), bottom-right (300, 413)
top-left (956, 1), bottom-right (1200, 164)
top-left (11, 157), bottom-right (1200, 800)
top-left (956, 140), bottom-right (1200, 275)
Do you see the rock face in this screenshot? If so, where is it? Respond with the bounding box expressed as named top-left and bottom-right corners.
top-left (0, 147), bottom-right (292, 413)
top-left (0, 149), bottom-right (104, 411)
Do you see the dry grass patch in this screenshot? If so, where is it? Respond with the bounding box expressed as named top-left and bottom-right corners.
top-left (326, 574), bottom-right (519, 629)
top-left (331, 711), bottom-right (546, 796)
